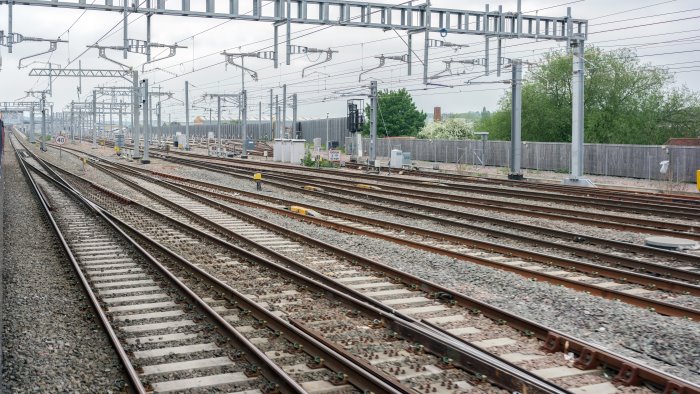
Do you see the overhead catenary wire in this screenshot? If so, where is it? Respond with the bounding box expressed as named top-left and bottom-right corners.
top-left (13, 0), bottom-right (700, 119)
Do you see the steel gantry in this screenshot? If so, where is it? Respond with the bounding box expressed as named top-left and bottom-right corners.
top-left (0, 100), bottom-right (48, 143)
top-left (3, 0), bottom-right (590, 183)
top-left (2, 1), bottom-right (588, 75)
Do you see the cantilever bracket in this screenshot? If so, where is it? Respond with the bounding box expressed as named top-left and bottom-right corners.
top-left (142, 40), bottom-right (187, 65)
top-left (430, 58), bottom-right (485, 80)
top-left (358, 54), bottom-right (407, 82)
top-left (292, 45), bottom-right (338, 78)
top-left (221, 51), bottom-right (262, 81)
top-left (428, 39), bottom-right (468, 51)
top-left (90, 46), bottom-right (132, 70)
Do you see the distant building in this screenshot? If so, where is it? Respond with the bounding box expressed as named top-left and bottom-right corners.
top-left (664, 137), bottom-right (700, 146)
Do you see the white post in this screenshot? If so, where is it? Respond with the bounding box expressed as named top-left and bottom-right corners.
top-left (564, 39), bottom-right (594, 186)
top-left (326, 112), bottom-right (329, 150)
top-left (509, 59), bottom-right (523, 179)
top-left (185, 81), bottom-right (190, 150)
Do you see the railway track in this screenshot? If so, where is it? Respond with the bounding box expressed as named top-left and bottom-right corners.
top-left (93, 158), bottom-right (700, 318)
top-left (150, 153), bottom-right (700, 241)
top-left (20, 135), bottom-right (577, 394)
top-left (342, 161), bottom-right (700, 210)
top-left (47, 144), bottom-right (700, 316)
top-left (31, 139), bottom-right (700, 393)
top-left (111, 165), bottom-right (700, 308)
top-left (13, 147), bottom-right (304, 393)
top-left (110, 150), bottom-right (700, 271)
top-left (141, 146), bottom-right (700, 215)
top-left (149, 152), bottom-right (700, 261)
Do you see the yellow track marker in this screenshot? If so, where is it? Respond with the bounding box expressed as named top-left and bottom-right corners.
top-left (302, 185), bottom-right (325, 192)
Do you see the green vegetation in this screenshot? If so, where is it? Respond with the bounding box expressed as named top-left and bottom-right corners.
top-left (476, 47), bottom-right (700, 144)
top-left (418, 118), bottom-right (475, 140)
top-left (363, 88), bottom-right (427, 137)
top-left (301, 150), bottom-right (334, 168)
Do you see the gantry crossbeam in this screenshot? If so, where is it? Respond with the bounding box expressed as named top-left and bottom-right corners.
top-left (29, 68), bottom-right (132, 79)
top-left (0, 1), bottom-right (587, 40)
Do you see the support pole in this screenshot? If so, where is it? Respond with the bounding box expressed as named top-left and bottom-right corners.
top-left (326, 112), bottom-right (329, 150)
top-left (146, 0), bottom-right (152, 62)
top-left (123, 0), bottom-right (128, 59)
top-left (269, 89), bottom-right (274, 139)
top-left (70, 101), bottom-right (75, 143)
top-left (571, 41), bottom-right (584, 178)
top-left (8, 0), bottom-right (13, 54)
top-left (292, 93), bottom-right (297, 138)
top-left (407, 34), bottom-right (412, 76)
top-left (423, 1), bottom-right (431, 84)
top-left (217, 95), bottom-right (222, 154)
top-left (273, 25), bottom-right (279, 68)
top-left (286, 0), bottom-right (291, 65)
top-left (282, 84), bottom-right (287, 137)
top-left (564, 39), bottom-right (594, 186)
top-left (185, 81), bottom-right (190, 150)
top-left (275, 94), bottom-right (280, 138)
top-left (156, 101), bottom-right (161, 142)
top-left (40, 92), bottom-right (47, 151)
top-left (118, 101), bottom-right (123, 132)
top-left (141, 79), bottom-right (151, 164)
top-left (369, 80), bottom-right (378, 163)
top-left (29, 106), bottom-right (35, 143)
top-left (133, 70), bottom-right (141, 158)
top-left (508, 59), bottom-right (523, 180)
top-left (242, 89), bottom-right (248, 156)
top-left (92, 90), bottom-right (97, 147)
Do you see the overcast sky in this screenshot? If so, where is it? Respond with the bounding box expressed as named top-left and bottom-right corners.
top-left (1, 0), bottom-right (698, 123)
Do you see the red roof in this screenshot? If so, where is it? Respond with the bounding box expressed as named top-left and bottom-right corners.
top-left (664, 137), bottom-right (700, 146)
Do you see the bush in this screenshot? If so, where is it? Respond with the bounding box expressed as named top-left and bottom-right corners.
top-left (418, 118), bottom-right (475, 140)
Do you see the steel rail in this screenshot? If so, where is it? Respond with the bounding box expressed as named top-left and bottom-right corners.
top-left (131, 169), bottom-right (700, 294)
top-left (160, 148), bottom-right (700, 220)
top-left (46, 140), bottom-right (700, 394)
top-left (14, 137), bottom-right (307, 393)
top-left (92, 159), bottom-right (700, 320)
top-left (96, 199), bottom-right (406, 394)
top-left (141, 152), bottom-right (700, 267)
top-left (134, 166), bottom-right (700, 283)
top-left (343, 161), bottom-right (700, 208)
top-left (54, 162), bottom-right (570, 394)
top-left (252, 170), bottom-right (700, 239)
top-left (11, 141), bottom-right (147, 394)
top-left (57, 143), bottom-right (699, 281)
top-left (361, 159), bottom-right (696, 208)
top-left (89, 161), bottom-right (572, 394)
top-left (150, 148), bottom-right (700, 209)
top-left (86, 152), bottom-right (700, 394)
top-left (310, 162), bottom-right (700, 220)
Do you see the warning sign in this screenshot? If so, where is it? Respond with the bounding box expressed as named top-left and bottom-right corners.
top-left (328, 149), bottom-right (340, 162)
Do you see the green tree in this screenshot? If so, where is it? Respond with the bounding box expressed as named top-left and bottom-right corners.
top-left (476, 47), bottom-right (700, 144)
top-left (363, 88), bottom-right (427, 136)
top-left (418, 118), bottom-right (475, 140)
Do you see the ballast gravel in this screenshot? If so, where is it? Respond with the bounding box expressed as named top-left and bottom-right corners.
top-left (233, 203), bottom-right (700, 384)
top-left (2, 142), bottom-right (125, 392)
top-left (44, 144), bottom-right (700, 384)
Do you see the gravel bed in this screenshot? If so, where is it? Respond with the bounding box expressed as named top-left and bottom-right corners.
top-left (115, 157), bottom-right (697, 271)
top-left (230, 203), bottom-right (700, 384)
top-left (50, 143), bottom-right (700, 382)
top-left (329, 174), bottom-right (700, 227)
top-left (200, 161), bottom-right (698, 227)
top-left (2, 141), bottom-right (125, 392)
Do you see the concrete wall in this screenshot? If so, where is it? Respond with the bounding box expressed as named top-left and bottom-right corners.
top-left (349, 138), bottom-right (700, 182)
